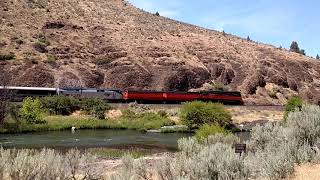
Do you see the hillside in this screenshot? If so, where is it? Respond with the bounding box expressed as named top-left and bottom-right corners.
top-left (0, 0), bottom-right (320, 105)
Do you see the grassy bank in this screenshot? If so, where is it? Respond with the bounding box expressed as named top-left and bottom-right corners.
top-left (0, 113), bottom-right (176, 134)
top-left (0, 97), bottom-right (234, 135)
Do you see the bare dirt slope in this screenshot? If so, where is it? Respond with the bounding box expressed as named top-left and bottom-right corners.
top-left (1, 0), bottom-right (320, 105)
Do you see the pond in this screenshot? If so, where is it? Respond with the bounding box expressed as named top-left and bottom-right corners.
top-left (0, 130), bottom-right (251, 150)
top-left (0, 130), bottom-right (192, 150)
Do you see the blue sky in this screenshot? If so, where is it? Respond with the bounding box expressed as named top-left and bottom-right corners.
top-left (128, 0), bottom-right (319, 57)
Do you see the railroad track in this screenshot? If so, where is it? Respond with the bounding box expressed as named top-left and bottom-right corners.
top-left (109, 103), bottom-right (284, 111)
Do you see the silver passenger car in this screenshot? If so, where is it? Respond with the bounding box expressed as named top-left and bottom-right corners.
top-left (58, 88), bottom-right (123, 101)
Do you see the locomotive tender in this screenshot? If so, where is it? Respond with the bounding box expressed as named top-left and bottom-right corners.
top-left (0, 86), bottom-right (244, 105)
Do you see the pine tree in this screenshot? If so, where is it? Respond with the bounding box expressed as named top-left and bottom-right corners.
top-left (290, 41), bottom-right (300, 53)
top-left (299, 49), bottom-right (306, 56)
top-left (316, 54), bottom-right (320, 59)
top-left (247, 36), bottom-right (251, 41)
top-left (155, 12), bottom-right (160, 16)
top-left (222, 30), bottom-right (226, 36)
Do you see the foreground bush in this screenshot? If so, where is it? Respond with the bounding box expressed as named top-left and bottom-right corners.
top-left (286, 105), bottom-right (320, 146)
top-left (246, 104), bottom-right (320, 179)
top-left (180, 101), bottom-right (232, 129)
top-left (195, 124), bottom-right (230, 142)
top-left (0, 148), bottom-right (100, 180)
top-left (113, 104), bottom-right (320, 180)
top-left (111, 136), bottom-right (248, 180)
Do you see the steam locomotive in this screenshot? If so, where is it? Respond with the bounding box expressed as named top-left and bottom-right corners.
top-left (0, 86), bottom-right (244, 105)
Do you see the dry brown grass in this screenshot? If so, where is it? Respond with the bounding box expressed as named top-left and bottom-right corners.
top-left (228, 107), bottom-right (283, 124)
top-left (106, 109), bottom-right (123, 119)
top-left (290, 164), bottom-right (320, 180)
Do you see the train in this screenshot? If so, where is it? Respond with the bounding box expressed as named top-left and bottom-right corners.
top-left (0, 86), bottom-right (244, 105)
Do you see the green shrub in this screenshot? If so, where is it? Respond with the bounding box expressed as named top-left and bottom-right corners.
top-left (37, 34), bottom-right (50, 46)
top-left (33, 42), bottom-right (47, 53)
top-left (40, 95), bottom-right (79, 115)
top-left (94, 57), bottom-right (113, 65)
top-left (195, 124), bottom-right (230, 142)
top-left (33, 35), bottom-right (50, 53)
top-left (268, 91), bottom-right (277, 99)
top-left (80, 98), bottom-right (111, 119)
top-left (180, 101), bottom-right (232, 129)
top-left (284, 96), bottom-right (303, 120)
top-left (0, 53), bottom-right (15, 61)
top-left (20, 97), bottom-right (44, 124)
top-left (46, 54), bottom-right (56, 64)
top-left (40, 96), bottom-right (111, 118)
top-left (213, 82), bottom-right (227, 91)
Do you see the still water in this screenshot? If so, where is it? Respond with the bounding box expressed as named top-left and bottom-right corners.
top-left (0, 130), bottom-right (251, 150)
top-left (0, 130), bottom-right (192, 149)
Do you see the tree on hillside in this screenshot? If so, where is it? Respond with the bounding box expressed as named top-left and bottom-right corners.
top-left (222, 30), bottom-right (226, 36)
top-left (290, 41), bottom-right (306, 55)
top-left (290, 41), bottom-right (300, 53)
top-left (247, 36), bottom-right (251, 41)
top-left (316, 54), bottom-right (320, 59)
top-left (155, 12), bottom-right (160, 16)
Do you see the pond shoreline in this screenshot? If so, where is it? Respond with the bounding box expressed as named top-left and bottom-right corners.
top-left (0, 129), bottom-right (191, 150)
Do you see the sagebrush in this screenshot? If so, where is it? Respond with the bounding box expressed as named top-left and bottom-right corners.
top-left (114, 104), bottom-right (320, 180)
top-left (0, 148), bottom-right (100, 180)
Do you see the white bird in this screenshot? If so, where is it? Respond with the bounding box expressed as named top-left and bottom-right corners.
top-left (239, 124), bottom-right (244, 131)
top-left (71, 127), bottom-right (76, 133)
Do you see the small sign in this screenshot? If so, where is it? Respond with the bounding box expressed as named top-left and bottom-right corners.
top-left (235, 143), bottom-right (246, 156)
